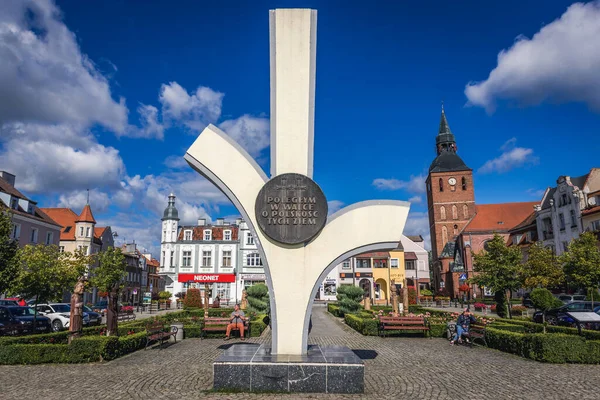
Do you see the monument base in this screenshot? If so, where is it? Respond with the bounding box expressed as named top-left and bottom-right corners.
top-left (213, 344), bottom-right (364, 394)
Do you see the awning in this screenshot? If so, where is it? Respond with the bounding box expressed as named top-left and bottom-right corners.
top-left (405, 252), bottom-right (418, 260)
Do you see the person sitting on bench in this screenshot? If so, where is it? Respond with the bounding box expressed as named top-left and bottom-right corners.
top-left (451, 307), bottom-right (476, 345)
top-left (225, 304), bottom-right (246, 341)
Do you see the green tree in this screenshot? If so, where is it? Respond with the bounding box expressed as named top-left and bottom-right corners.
top-left (246, 283), bottom-right (270, 314)
top-left (560, 232), bottom-right (600, 308)
top-left (0, 210), bottom-right (19, 296)
top-left (529, 288), bottom-right (563, 333)
top-left (469, 234), bottom-right (522, 318)
top-left (91, 247), bottom-right (127, 336)
top-left (520, 242), bottom-right (564, 289)
top-left (12, 244), bottom-right (78, 329)
top-left (183, 288), bottom-right (202, 308)
top-left (336, 285), bottom-right (364, 315)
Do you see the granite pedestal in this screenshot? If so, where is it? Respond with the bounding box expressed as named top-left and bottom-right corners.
top-left (213, 344), bottom-right (364, 393)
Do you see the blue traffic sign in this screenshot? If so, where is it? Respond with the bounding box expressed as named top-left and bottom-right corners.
top-left (459, 273), bottom-right (467, 280)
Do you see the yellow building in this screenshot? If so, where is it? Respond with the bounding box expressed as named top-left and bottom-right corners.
top-left (372, 242), bottom-right (406, 305)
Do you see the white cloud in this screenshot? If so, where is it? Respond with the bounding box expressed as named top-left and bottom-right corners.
top-left (58, 190), bottom-right (110, 214)
top-left (408, 196), bottom-right (422, 204)
top-left (0, 0), bottom-right (128, 132)
top-left (327, 200), bottom-right (345, 216)
top-left (218, 114), bottom-right (270, 157)
top-left (403, 211), bottom-right (431, 251)
top-left (159, 82), bottom-right (223, 132)
top-left (123, 104), bottom-right (164, 140)
top-left (163, 155), bottom-right (188, 170)
top-left (526, 188), bottom-right (546, 198)
top-left (372, 174), bottom-right (426, 194)
top-left (478, 138), bottom-right (538, 174)
top-left (465, 1), bottom-right (600, 113)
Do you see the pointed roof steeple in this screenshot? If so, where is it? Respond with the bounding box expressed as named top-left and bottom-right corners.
top-left (162, 192), bottom-right (180, 221)
top-left (430, 106), bottom-right (470, 173)
top-left (76, 204), bottom-right (96, 224)
top-left (438, 104), bottom-right (453, 136)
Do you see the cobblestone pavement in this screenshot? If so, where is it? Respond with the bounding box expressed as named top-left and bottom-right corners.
top-left (1, 305), bottom-right (599, 400)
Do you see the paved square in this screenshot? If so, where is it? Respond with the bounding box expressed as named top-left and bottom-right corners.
top-left (0, 305), bottom-right (598, 399)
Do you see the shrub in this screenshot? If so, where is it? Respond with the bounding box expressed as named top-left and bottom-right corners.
top-left (420, 288), bottom-right (433, 297)
top-left (327, 303), bottom-right (342, 317)
top-left (159, 291), bottom-right (172, 300)
top-left (183, 288), bottom-right (203, 309)
top-left (408, 287), bottom-right (417, 305)
top-left (337, 285), bottom-right (364, 315)
top-left (473, 302), bottom-right (487, 310)
top-left (511, 305), bottom-right (527, 313)
top-left (494, 291), bottom-right (508, 318)
top-left (246, 284), bottom-right (270, 314)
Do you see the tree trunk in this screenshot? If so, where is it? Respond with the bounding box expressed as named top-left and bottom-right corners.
top-left (542, 310), bottom-right (547, 334)
top-left (591, 288), bottom-right (595, 311)
top-left (106, 288), bottom-right (119, 336)
top-left (33, 295), bottom-right (39, 333)
top-left (506, 289), bottom-right (512, 319)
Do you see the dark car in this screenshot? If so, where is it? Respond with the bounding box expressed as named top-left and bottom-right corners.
top-left (0, 306), bottom-right (22, 336)
top-left (533, 301), bottom-right (599, 325)
top-left (83, 306), bottom-right (103, 326)
top-left (5, 306), bottom-right (52, 334)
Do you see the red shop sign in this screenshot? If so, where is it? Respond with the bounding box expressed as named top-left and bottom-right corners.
top-left (178, 273), bottom-right (236, 283)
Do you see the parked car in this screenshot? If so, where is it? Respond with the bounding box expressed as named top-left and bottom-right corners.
top-left (556, 294), bottom-right (587, 304)
top-left (0, 299), bottom-right (18, 306)
top-left (4, 306), bottom-right (52, 334)
top-left (36, 303), bottom-right (90, 332)
top-left (82, 305), bottom-right (103, 326)
top-left (0, 306), bottom-right (24, 336)
top-left (533, 301), bottom-right (600, 325)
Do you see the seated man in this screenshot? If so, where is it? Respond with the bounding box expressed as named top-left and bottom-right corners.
top-left (451, 307), bottom-right (476, 345)
top-left (225, 304), bottom-right (246, 341)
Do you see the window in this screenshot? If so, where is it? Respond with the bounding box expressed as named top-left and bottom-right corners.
top-left (342, 261), bottom-right (351, 270)
top-left (453, 224), bottom-right (458, 235)
top-left (463, 204), bottom-right (469, 219)
top-left (559, 213), bottom-right (566, 230)
top-left (405, 260), bottom-right (415, 270)
top-left (184, 230), bottom-right (192, 241)
top-left (462, 177), bottom-right (467, 190)
top-left (80, 227), bottom-right (84, 237)
top-left (12, 223), bottom-right (20, 240)
top-left (592, 220), bottom-right (600, 231)
top-left (183, 251), bottom-right (192, 267)
top-left (86, 227), bottom-right (90, 237)
top-left (570, 210), bottom-right (577, 227)
top-left (10, 197), bottom-right (18, 209)
top-left (440, 206), bottom-right (446, 220)
top-left (222, 250), bottom-right (232, 267)
top-left (246, 252), bottom-right (262, 266)
top-left (439, 178), bottom-right (443, 192)
top-left (418, 260), bottom-right (426, 271)
top-left (161, 251), bottom-right (165, 265)
top-left (170, 252), bottom-right (174, 268)
top-left (202, 251), bottom-right (212, 267)
top-left (30, 228), bottom-right (38, 243)
top-left (163, 230), bottom-right (166, 241)
top-left (390, 259), bottom-right (399, 268)
top-left (45, 232), bottom-right (53, 245)
top-left (224, 230), bottom-right (232, 241)
top-left (59, 246), bottom-right (65, 253)
top-left (452, 205), bottom-right (458, 220)
top-left (441, 226), bottom-right (448, 245)
top-left (247, 232), bottom-right (254, 245)
top-left (427, 182), bottom-right (431, 192)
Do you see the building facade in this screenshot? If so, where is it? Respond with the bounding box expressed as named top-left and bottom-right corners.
top-left (0, 171), bottom-right (61, 247)
top-left (159, 194), bottom-right (264, 305)
top-left (535, 169), bottom-right (600, 255)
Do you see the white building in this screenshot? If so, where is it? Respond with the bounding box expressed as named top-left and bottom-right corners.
top-left (159, 194), bottom-right (266, 305)
top-left (535, 168), bottom-right (600, 255)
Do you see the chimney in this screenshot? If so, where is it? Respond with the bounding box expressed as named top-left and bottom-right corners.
top-left (125, 243), bottom-right (137, 254)
top-left (216, 218), bottom-right (224, 226)
top-left (198, 218), bottom-right (206, 226)
top-left (0, 171), bottom-right (16, 187)
top-left (235, 218), bottom-right (242, 226)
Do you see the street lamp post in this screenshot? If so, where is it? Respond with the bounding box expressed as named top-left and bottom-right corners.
top-left (233, 268), bottom-right (238, 306)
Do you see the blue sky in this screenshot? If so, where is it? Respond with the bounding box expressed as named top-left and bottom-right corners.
top-left (1, 0), bottom-right (599, 255)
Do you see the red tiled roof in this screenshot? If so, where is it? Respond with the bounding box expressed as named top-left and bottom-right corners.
top-left (76, 204), bottom-right (96, 223)
top-left (582, 206), bottom-right (600, 216)
top-left (178, 225), bottom-right (239, 241)
top-left (94, 227), bottom-right (107, 239)
top-left (40, 208), bottom-right (79, 240)
top-left (464, 202), bottom-right (538, 233)
top-left (356, 251), bottom-right (390, 258)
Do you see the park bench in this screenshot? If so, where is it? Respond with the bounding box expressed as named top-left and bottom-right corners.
top-left (464, 322), bottom-right (487, 346)
top-left (378, 316), bottom-right (430, 338)
top-left (201, 317), bottom-right (250, 339)
top-left (117, 313), bottom-right (136, 322)
top-left (145, 321), bottom-right (178, 349)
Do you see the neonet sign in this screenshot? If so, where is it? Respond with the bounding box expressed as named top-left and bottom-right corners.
top-left (178, 273), bottom-right (236, 283)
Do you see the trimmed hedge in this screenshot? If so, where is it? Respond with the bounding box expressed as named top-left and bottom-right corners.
top-left (327, 303), bottom-right (342, 317)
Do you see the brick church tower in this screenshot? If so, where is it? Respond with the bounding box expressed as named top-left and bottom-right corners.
top-left (426, 108), bottom-right (475, 297)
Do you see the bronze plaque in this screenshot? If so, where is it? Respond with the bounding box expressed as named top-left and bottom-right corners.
top-left (255, 173), bottom-right (328, 245)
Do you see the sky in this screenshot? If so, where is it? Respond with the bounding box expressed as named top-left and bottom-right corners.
top-left (1, 0), bottom-right (599, 256)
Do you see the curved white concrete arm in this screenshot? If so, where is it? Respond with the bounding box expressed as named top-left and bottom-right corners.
top-left (184, 124), bottom-right (268, 225)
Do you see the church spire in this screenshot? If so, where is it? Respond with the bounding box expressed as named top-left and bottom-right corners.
top-left (436, 107), bottom-right (457, 156)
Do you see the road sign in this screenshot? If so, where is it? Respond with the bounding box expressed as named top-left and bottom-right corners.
top-left (459, 273), bottom-right (467, 280)
top-left (133, 289), bottom-right (138, 295)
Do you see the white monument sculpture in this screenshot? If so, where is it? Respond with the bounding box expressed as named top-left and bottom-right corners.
top-left (185, 9), bottom-right (409, 356)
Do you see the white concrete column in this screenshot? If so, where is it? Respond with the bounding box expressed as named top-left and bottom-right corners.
top-left (269, 9), bottom-right (317, 178)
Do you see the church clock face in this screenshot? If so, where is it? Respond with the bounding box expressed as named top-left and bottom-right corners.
top-left (448, 177), bottom-right (457, 185)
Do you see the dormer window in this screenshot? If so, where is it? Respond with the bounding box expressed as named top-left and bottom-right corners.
top-left (11, 198), bottom-right (18, 210)
top-left (224, 230), bottom-right (232, 241)
top-left (184, 230), bottom-right (192, 241)
top-left (204, 229), bottom-right (212, 241)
